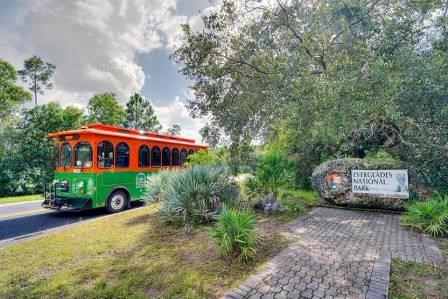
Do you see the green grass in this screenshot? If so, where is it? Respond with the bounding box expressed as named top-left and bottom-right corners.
top-left (0, 205), bottom-right (291, 298)
top-left (0, 194), bottom-right (42, 205)
top-left (274, 188), bottom-right (319, 222)
top-left (278, 188), bottom-right (318, 206)
top-left (389, 238), bottom-right (448, 299)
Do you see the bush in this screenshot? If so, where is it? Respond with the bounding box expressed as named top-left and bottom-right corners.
top-left (401, 194), bottom-right (448, 237)
top-left (184, 149), bottom-right (225, 167)
top-left (144, 165), bottom-right (239, 233)
top-left (278, 191), bottom-right (305, 213)
top-left (209, 205), bottom-right (259, 261)
top-left (242, 150), bottom-right (295, 200)
top-left (255, 150), bottom-right (294, 193)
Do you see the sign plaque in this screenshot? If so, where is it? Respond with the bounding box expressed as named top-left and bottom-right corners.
top-left (351, 169), bottom-right (409, 199)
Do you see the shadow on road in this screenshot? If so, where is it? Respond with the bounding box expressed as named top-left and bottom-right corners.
top-left (0, 201), bottom-right (146, 243)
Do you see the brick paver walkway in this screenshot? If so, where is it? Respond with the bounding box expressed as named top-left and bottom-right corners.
top-left (224, 207), bottom-right (443, 299)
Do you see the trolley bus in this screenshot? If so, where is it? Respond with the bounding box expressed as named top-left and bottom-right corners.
top-left (42, 123), bottom-right (207, 213)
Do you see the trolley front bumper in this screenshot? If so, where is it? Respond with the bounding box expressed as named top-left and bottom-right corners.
top-left (42, 197), bottom-right (92, 212)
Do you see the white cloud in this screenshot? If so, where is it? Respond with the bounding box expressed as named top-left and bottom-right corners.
top-left (0, 0), bottom-right (221, 140)
top-left (0, 0), bottom-right (177, 103)
top-left (153, 96), bottom-right (204, 142)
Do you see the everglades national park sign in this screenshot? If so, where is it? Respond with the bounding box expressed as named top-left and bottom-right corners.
top-left (312, 158), bottom-right (411, 210)
top-left (351, 169), bottom-right (409, 199)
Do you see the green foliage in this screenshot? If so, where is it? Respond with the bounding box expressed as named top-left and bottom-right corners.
top-left (175, 0), bottom-right (448, 192)
top-left (85, 93), bottom-right (125, 126)
top-left (401, 194), bottom-right (448, 237)
top-left (184, 149), bottom-right (225, 167)
top-left (0, 102), bottom-right (83, 196)
top-left (278, 191), bottom-right (305, 213)
top-left (209, 205), bottom-right (259, 261)
top-left (253, 150), bottom-right (294, 195)
top-left (18, 55), bottom-right (55, 105)
top-left (0, 59), bottom-right (32, 120)
top-left (123, 93), bottom-right (162, 132)
top-left (243, 176), bottom-right (263, 201)
top-left (144, 165), bottom-right (239, 232)
top-left (143, 170), bottom-right (173, 203)
top-left (278, 188), bottom-right (318, 212)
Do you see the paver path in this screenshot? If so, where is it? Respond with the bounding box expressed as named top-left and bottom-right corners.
top-left (224, 207), bottom-right (443, 299)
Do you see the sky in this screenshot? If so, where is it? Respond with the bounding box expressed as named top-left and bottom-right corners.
top-left (0, 0), bottom-right (219, 141)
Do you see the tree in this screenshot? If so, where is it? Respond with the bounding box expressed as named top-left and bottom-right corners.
top-left (174, 0), bottom-right (448, 191)
top-left (124, 92), bottom-right (162, 132)
top-left (0, 103), bottom-right (83, 196)
top-left (0, 59), bottom-right (32, 159)
top-left (85, 93), bottom-right (125, 126)
top-left (167, 124), bottom-right (181, 136)
top-left (0, 59), bottom-right (32, 118)
top-left (18, 56), bottom-right (55, 105)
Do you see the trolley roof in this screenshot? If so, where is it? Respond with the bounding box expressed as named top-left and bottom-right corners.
top-left (48, 124), bottom-right (206, 148)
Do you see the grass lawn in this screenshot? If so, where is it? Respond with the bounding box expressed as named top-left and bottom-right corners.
top-left (0, 194), bottom-right (42, 205)
top-left (389, 238), bottom-right (448, 299)
top-left (0, 205), bottom-right (296, 298)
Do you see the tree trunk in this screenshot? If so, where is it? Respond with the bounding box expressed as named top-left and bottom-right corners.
top-left (34, 72), bottom-right (37, 106)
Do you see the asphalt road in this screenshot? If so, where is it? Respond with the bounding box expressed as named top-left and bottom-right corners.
top-left (0, 200), bottom-right (144, 247)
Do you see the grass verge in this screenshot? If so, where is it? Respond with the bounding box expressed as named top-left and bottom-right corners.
top-left (0, 205), bottom-right (292, 298)
top-left (389, 238), bottom-right (448, 299)
top-left (275, 188), bottom-right (319, 222)
top-left (0, 194), bottom-right (42, 205)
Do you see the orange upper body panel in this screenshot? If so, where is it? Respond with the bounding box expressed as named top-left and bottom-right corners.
top-left (50, 124), bottom-right (207, 173)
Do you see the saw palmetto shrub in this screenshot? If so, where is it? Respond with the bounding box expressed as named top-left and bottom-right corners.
top-left (144, 165), bottom-right (239, 233)
top-left (209, 205), bottom-right (259, 261)
top-left (401, 193), bottom-right (448, 237)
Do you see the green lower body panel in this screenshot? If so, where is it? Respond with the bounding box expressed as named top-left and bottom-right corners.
top-left (47, 170), bottom-right (159, 210)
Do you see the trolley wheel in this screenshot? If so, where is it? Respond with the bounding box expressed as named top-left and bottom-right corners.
top-left (106, 190), bottom-right (128, 213)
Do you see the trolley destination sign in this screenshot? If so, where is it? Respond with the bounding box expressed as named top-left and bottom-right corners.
top-left (351, 169), bottom-right (409, 199)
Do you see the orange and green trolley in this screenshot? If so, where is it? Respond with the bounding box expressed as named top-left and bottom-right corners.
top-left (42, 124), bottom-right (207, 213)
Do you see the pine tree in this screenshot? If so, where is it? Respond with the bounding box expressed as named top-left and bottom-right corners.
top-left (124, 93), bottom-right (162, 132)
top-left (18, 56), bottom-right (55, 106)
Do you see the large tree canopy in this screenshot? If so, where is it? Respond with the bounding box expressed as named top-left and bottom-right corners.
top-left (174, 0), bottom-right (448, 190)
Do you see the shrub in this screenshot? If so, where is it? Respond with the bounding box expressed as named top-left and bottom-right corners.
top-left (278, 191), bottom-right (305, 213)
top-left (209, 205), bottom-right (259, 261)
top-left (243, 176), bottom-right (263, 201)
top-left (144, 165), bottom-right (239, 233)
top-left (401, 194), bottom-right (448, 237)
top-left (184, 149), bottom-right (225, 167)
top-left (242, 150), bottom-right (294, 200)
top-left (143, 170), bottom-right (173, 203)
top-left (255, 150), bottom-right (294, 194)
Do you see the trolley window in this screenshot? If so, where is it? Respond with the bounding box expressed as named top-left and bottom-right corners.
top-left (61, 142), bottom-right (72, 168)
top-left (180, 149), bottom-right (187, 165)
top-left (116, 142), bottom-right (130, 168)
top-left (151, 146), bottom-right (161, 167)
top-left (97, 141), bottom-right (114, 168)
top-left (74, 142), bottom-right (92, 168)
top-left (172, 148), bottom-right (180, 166)
top-left (54, 144), bottom-right (60, 169)
top-left (162, 147), bottom-right (170, 166)
top-left (139, 145), bottom-right (150, 167)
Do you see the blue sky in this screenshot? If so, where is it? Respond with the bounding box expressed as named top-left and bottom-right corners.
top-left (0, 0), bottom-right (218, 140)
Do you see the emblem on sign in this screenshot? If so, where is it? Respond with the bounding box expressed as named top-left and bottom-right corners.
top-left (136, 173), bottom-right (146, 188)
top-left (326, 172), bottom-right (343, 190)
